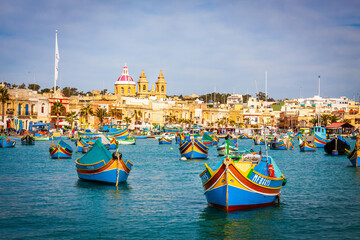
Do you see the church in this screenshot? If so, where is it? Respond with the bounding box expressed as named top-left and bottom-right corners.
top-left (114, 64), bottom-right (167, 99)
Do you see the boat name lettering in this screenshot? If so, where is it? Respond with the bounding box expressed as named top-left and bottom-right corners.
top-left (201, 172), bottom-right (210, 184)
top-left (251, 174), bottom-right (271, 186)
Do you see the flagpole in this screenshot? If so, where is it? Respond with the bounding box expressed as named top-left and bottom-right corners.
top-left (54, 30), bottom-right (59, 96)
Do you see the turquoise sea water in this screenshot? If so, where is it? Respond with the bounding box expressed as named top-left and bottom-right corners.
top-left (1, 138), bottom-right (360, 239)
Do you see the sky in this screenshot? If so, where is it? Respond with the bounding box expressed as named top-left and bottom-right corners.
top-left (0, 0), bottom-right (359, 100)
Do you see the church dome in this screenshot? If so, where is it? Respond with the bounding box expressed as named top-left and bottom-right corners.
top-left (115, 65), bottom-right (136, 85)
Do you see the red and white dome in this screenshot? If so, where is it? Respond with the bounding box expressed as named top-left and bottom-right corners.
top-left (115, 64), bottom-right (136, 85)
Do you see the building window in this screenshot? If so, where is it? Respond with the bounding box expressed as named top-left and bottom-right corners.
top-left (18, 104), bottom-right (21, 116)
top-left (161, 86), bottom-right (164, 92)
top-left (128, 88), bottom-right (130, 94)
top-left (143, 85), bottom-right (146, 91)
top-left (41, 104), bottom-right (45, 114)
top-left (121, 87), bottom-right (124, 94)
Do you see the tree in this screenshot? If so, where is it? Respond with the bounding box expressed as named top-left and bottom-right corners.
top-left (0, 87), bottom-right (10, 122)
top-left (41, 88), bottom-right (51, 93)
top-left (11, 84), bottom-right (18, 88)
top-left (256, 92), bottom-right (266, 101)
top-left (309, 117), bottom-right (318, 126)
top-left (62, 87), bottom-right (78, 97)
top-left (65, 111), bottom-right (78, 130)
top-left (329, 115), bottom-right (339, 124)
top-left (132, 110), bottom-right (142, 124)
top-left (342, 119), bottom-right (351, 124)
top-left (242, 94), bottom-right (251, 103)
top-left (19, 83), bottom-right (26, 89)
top-left (28, 83), bottom-right (40, 92)
top-left (320, 114), bottom-right (330, 126)
top-left (96, 108), bottom-right (107, 127)
top-left (111, 107), bottom-right (122, 119)
top-left (100, 89), bottom-right (107, 95)
top-left (51, 101), bottom-right (66, 131)
top-left (80, 105), bottom-right (94, 125)
top-left (123, 116), bottom-right (132, 126)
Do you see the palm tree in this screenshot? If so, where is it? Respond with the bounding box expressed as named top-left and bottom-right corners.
top-left (0, 87), bottom-right (10, 122)
top-left (329, 114), bottom-right (339, 124)
top-left (309, 117), bottom-right (318, 126)
top-left (111, 107), bottom-right (122, 119)
top-left (96, 108), bottom-right (108, 127)
top-left (123, 116), bottom-right (132, 126)
top-left (342, 118), bottom-right (351, 124)
top-left (51, 101), bottom-right (66, 131)
top-left (132, 110), bottom-right (142, 124)
top-left (320, 114), bottom-right (330, 126)
top-left (80, 105), bottom-right (94, 126)
top-left (65, 111), bottom-right (78, 130)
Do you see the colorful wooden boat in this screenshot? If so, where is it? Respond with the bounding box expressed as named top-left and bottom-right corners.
top-left (0, 136), bottom-right (16, 148)
top-left (49, 132), bottom-right (69, 140)
top-left (21, 134), bottom-right (35, 145)
top-left (312, 126), bottom-right (330, 148)
top-left (299, 137), bottom-right (316, 152)
top-left (269, 137), bottom-right (294, 150)
top-left (133, 135), bottom-right (148, 139)
top-left (200, 153), bottom-right (286, 211)
top-left (117, 136), bottom-right (136, 145)
top-left (211, 134), bottom-right (219, 145)
top-left (159, 136), bottom-right (172, 144)
top-left (164, 126), bottom-right (180, 133)
top-left (179, 139), bottom-right (208, 159)
top-left (239, 133), bottom-right (250, 139)
top-left (76, 137), bottom-right (98, 152)
top-left (217, 141), bottom-right (238, 156)
top-left (49, 140), bottom-right (73, 159)
top-left (346, 148), bottom-right (360, 167)
top-left (107, 137), bottom-right (118, 150)
top-left (105, 128), bottom-right (129, 139)
top-left (324, 136), bottom-right (350, 156)
top-left (202, 133), bottom-right (216, 146)
top-left (75, 139), bottom-right (133, 184)
top-left (253, 136), bottom-right (265, 145)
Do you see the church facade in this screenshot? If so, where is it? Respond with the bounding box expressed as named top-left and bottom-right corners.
top-left (114, 64), bottom-right (167, 99)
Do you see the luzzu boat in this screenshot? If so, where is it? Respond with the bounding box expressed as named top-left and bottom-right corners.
top-left (346, 148), bottom-right (360, 167)
top-left (105, 128), bottom-right (129, 140)
top-left (200, 152), bottom-right (286, 211)
top-left (75, 139), bottom-right (133, 184)
top-left (76, 137), bottom-right (98, 152)
top-left (202, 133), bottom-right (216, 146)
top-left (253, 136), bottom-right (266, 145)
top-left (217, 141), bottom-right (238, 156)
top-left (117, 136), bottom-right (136, 145)
top-left (49, 132), bottom-right (69, 140)
top-left (21, 134), bottom-right (35, 145)
top-left (107, 137), bottom-right (118, 150)
top-left (299, 135), bottom-right (316, 152)
top-left (0, 136), bottom-right (16, 148)
top-left (269, 137), bottom-right (294, 150)
top-left (312, 126), bottom-right (330, 148)
top-left (239, 133), bottom-right (250, 139)
top-left (179, 139), bottom-right (208, 159)
top-left (49, 140), bottom-right (73, 159)
top-left (159, 136), bottom-right (172, 144)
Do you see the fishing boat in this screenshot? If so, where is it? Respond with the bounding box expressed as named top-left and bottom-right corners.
top-left (76, 137), bottom-right (98, 152)
top-left (155, 133), bottom-right (175, 139)
top-left (269, 137), bottom-right (294, 150)
top-left (21, 134), bottom-right (35, 145)
top-left (324, 136), bottom-right (350, 156)
top-left (239, 133), bottom-right (250, 139)
top-left (217, 140), bottom-right (238, 156)
top-left (312, 126), bottom-right (330, 148)
top-left (133, 135), bottom-right (148, 139)
top-left (107, 137), bottom-right (118, 150)
top-left (299, 135), bottom-right (316, 152)
top-left (0, 136), bottom-right (16, 148)
top-left (159, 136), bottom-right (172, 144)
top-left (49, 132), bottom-right (69, 140)
top-left (75, 139), bottom-right (133, 185)
top-left (202, 133), bottom-right (216, 146)
top-left (164, 126), bottom-right (180, 133)
top-left (49, 140), bottom-right (73, 159)
top-left (179, 138), bottom-right (208, 159)
top-left (200, 151), bottom-right (286, 211)
top-left (211, 134), bottom-right (219, 145)
top-left (105, 127), bottom-right (129, 139)
top-left (117, 136), bottom-right (136, 145)
top-left (253, 135), bottom-right (266, 145)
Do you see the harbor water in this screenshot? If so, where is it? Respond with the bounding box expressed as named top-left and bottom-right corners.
top-left (1, 138), bottom-right (360, 239)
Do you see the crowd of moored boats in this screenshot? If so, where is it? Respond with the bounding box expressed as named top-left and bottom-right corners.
top-left (1, 125), bottom-right (359, 212)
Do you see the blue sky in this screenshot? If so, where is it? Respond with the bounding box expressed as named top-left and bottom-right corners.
top-left (0, 0), bottom-right (359, 100)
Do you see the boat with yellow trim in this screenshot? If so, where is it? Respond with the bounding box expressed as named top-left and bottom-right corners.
top-left (75, 139), bottom-right (133, 184)
top-left (200, 152), bottom-right (286, 211)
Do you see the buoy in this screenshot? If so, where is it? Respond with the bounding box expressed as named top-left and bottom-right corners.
top-left (332, 150), bottom-right (338, 156)
top-left (180, 157), bottom-right (187, 161)
top-left (170, 147), bottom-right (173, 150)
